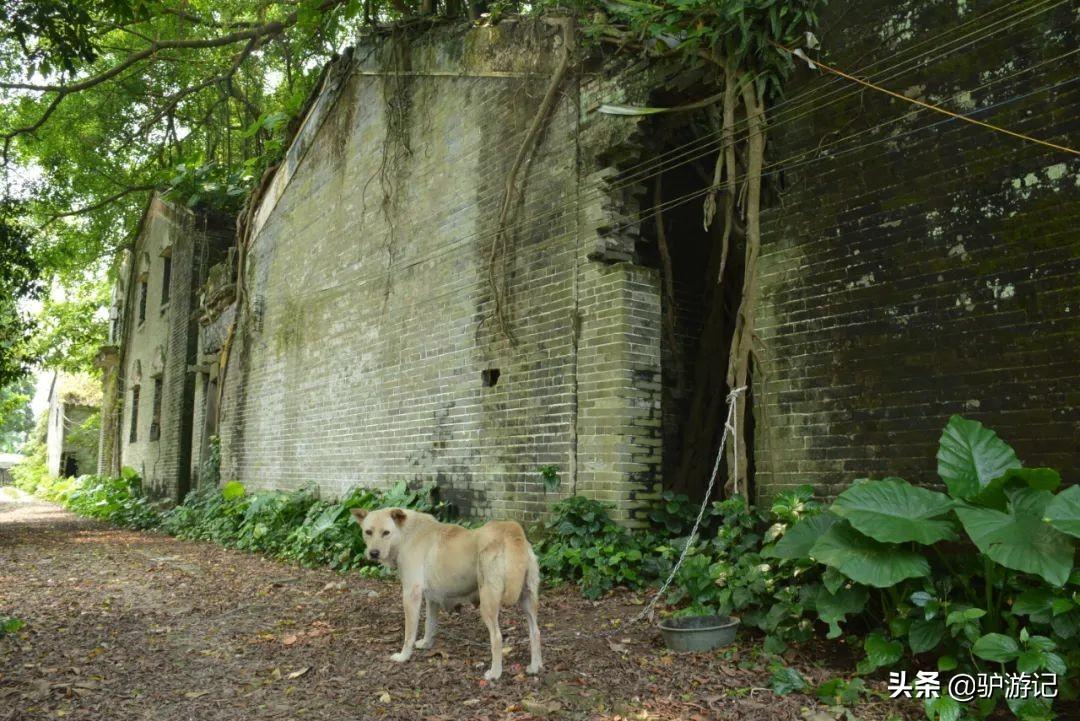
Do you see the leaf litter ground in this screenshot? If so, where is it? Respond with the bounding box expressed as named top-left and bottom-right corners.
top-left (0, 492), bottom-right (919, 720)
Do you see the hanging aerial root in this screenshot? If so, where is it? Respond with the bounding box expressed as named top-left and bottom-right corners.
top-left (486, 20), bottom-right (572, 346)
top-left (724, 81), bottom-right (766, 498)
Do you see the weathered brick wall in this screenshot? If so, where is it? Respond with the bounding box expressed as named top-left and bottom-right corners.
top-left (218, 21), bottom-right (667, 521)
top-left (754, 0), bottom-right (1079, 499)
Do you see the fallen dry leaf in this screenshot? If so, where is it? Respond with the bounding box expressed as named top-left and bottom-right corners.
top-left (287, 666), bottom-right (310, 679)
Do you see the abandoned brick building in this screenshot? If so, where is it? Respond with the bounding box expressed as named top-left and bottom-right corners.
top-left (100, 2), bottom-right (1078, 520)
top-left (45, 372), bottom-right (100, 479)
top-left (97, 194), bottom-right (233, 499)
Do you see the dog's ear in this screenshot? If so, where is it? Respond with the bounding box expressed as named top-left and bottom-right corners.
top-left (349, 508), bottom-right (368, 523)
top-left (390, 508), bottom-right (407, 527)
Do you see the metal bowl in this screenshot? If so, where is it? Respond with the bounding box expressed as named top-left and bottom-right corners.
top-left (657, 614), bottom-right (739, 652)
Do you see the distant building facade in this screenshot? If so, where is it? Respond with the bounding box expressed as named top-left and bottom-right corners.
top-left (45, 373), bottom-right (100, 478)
top-left (98, 194), bottom-right (232, 501)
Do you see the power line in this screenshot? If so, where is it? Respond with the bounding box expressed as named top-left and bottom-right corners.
top-left (257, 0), bottom-right (1061, 256)
top-left (777, 43), bottom-right (1079, 156)
top-left (285, 0), bottom-right (1067, 273)
top-left (284, 69), bottom-right (1075, 309)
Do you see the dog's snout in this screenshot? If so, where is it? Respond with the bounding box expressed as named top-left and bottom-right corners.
top-left (368, 549), bottom-right (380, 559)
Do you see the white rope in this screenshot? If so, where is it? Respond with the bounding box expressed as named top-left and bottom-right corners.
top-left (621, 385), bottom-right (747, 630)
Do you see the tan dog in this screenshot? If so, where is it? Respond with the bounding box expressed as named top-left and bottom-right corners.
top-left (351, 507), bottom-right (542, 681)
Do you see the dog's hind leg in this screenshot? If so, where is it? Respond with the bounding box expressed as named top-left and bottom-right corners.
top-left (415, 598), bottom-right (439, 649)
top-left (479, 585), bottom-right (503, 681)
top-left (520, 554), bottom-right (542, 675)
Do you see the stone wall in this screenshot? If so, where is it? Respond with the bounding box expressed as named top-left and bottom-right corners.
top-left (753, 0), bottom-right (1079, 499)
top-left (219, 20), bottom-right (668, 521)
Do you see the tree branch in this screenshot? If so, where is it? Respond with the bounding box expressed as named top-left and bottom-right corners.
top-left (136, 35), bottom-right (261, 138)
top-left (40, 184), bottom-right (157, 229)
top-left (1, 0), bottom-right (346, 152)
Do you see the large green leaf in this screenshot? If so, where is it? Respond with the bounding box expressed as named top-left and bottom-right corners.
top-left (221, 480), bottom-right (245, 500)
top-left (908, 618), bottom-right (946, 654)
top-left (972, 467), bottom-right (1062, 510)
top-left (972, 633), bottom-right (1019, 662)
top-left (813, 585), bottom-right (869, 639)
top-left (809, 521), bottom-right (930, 588)
top-left (956, 488), bottom-right (1074, 587)
top-left (767, 512), bottom-right (838, 560)
top-left (858, 633), bottom-right (903, 673)
top-left (830, 478), bottom-right (955, 545)
top-left (1045, 485), bottom-right (1080, 539)
top-left (936, 415), bottom-right (1020, 500)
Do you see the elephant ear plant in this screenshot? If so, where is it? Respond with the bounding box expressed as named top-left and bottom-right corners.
top-left (772, 415), bottom-right (1079, 721)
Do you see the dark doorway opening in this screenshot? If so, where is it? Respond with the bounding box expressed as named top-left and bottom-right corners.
top-left (634, 106), bottom-right (752, 502)
top-left (61, 453), bottom-right (79, 478)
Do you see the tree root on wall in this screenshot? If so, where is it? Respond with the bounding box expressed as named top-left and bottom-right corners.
top-left (486, 19), bottom-right (573, 346)
top-left (723, 82), bottom-right (766, 498)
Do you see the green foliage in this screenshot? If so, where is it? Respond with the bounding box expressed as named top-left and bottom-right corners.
top-left (1, 0), bottom-right (140, 76)
top-left (646, 490), bottom-right (720, 537)
top-left (563, 0), bottom-right (825, 99)
top-left (65, 409), bottom-right (100, 459)
top-left (1045, 486), bottom-right (1080, 539)
top-left (161, 478), bottom-right (445, 572)
top-left (664, 488), bottom-right (829, 650)
top-left (535, 495), bottom-right (666, 599)
top-left (538, 464), bottom-right (559, 492)
top-left (774, 415), bottom-right (1079, 720)
top-left (0, 199), bottom-right (42, 386)
top-left (0, 616), bottom-right (25, 638)
top-left (26, 277), bottom-right (109, 376)
top-left (10, 412), bottom-right (49, 493)
top-left (60, 468), bottom-right (162, 529)
top-left (814, 676), bottom-right (868, 707)
top-left (201, 435), bottom-right (222, 487)
top-left (19, 451), bottom-right (446, 576)
top-left (770, 663), bottom-right (808, 695)
top-left (0, 375), bottom-right (35, 452)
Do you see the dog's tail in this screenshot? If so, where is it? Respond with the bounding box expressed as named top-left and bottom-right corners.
top-left (502, 533), bottom-right (535, 606)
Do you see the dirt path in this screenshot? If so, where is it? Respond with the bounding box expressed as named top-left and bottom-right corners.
top-left (0, 490), bottom-right (913, 720)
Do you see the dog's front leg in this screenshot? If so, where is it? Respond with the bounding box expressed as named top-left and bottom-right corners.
top-left (391, 584), bottom-right (422, 663)
top-left (415, 598), bottom-right (439, 649)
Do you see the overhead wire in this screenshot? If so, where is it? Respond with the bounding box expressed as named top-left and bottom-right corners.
top-left (254, 0), bottom-right (1062, 256)
top-left (290, 59), bottom-right (1077, 308)
top-left (290, 0), bottom-right (1071, 279)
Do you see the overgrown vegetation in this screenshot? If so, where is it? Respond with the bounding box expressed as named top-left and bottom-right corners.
top-left (1, 1), bottom-right (823, 420)
top-left (18, 464), bottom-right (447, 575)
top-left (535, 416), bottom-right (1080, 721)
top-left (15, 411), bottom-right (1076, 718)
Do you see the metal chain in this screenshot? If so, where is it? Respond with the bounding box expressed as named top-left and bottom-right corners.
top-left (610, 385), bottom-right (747, 635)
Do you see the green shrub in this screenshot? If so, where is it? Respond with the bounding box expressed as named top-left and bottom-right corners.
top-left (160, 479), bottom-right (445, 572)
top-left (535, 495), bottom-right (667, 598)
top-left (61, 468), bottom-right (162, 530)
top-left (665, 489), bottom-right (824, 650)
top-left (771, 416), bottom-right (1079, 720)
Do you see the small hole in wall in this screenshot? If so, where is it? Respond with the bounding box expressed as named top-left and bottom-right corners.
top-left (481, 369), bottom-right (501, 387)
